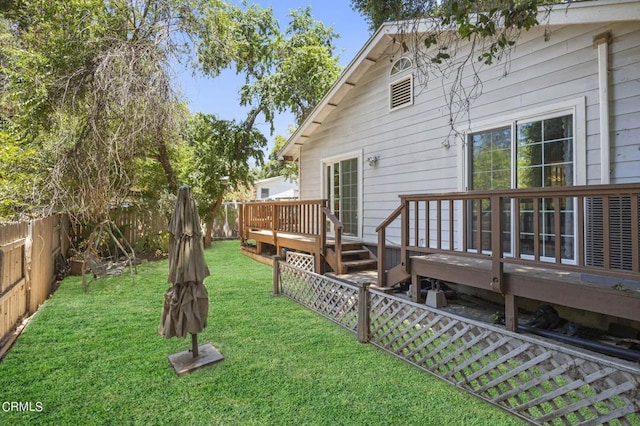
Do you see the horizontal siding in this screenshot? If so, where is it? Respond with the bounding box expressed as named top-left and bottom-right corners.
top-left (609, 24), bottom-right (640, 183)
top-left (299, 20), bottom-right (640, 243)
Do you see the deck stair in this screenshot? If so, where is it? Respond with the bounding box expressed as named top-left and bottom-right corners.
top-left (326, 242), bottom-right (377, 274)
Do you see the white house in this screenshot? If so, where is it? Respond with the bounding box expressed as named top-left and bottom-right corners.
top-left (239, 0), bottom-right (640, 333)
top-left (254, 176), bottom-right (299, 200)
top-left (279, 0), bottom-right (640, 248)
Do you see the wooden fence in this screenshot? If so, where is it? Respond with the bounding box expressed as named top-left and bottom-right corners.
top-left (274, 258), bottom-right (640, 425)
top-left (0, 215), bottom-right (69, 347)
top-left (87, 202), bottom-right (239, 251)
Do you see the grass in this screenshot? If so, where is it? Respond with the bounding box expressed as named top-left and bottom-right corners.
top-left (0, 240), bottom-right (524, 425)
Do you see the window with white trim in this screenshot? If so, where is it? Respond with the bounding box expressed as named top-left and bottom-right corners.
top-left (390, 57), bottom-right (412, 76)
top-left (468, 112), bottom-right (576, 261)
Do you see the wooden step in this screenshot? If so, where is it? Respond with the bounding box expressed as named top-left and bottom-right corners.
top-left (342, 259), bottom-right (377, 269)
top-left (328, 242), bottom-right (364, 251)
top-left (342, 249), bottom-right (370, 257)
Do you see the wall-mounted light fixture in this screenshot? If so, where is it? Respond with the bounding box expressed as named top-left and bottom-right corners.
top-left (366, 156), bottom-right (380, 167)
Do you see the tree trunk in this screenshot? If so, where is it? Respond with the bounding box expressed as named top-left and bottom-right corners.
top-left (203, 196), bottom-right (223, 248)
top-left (156, 138), bottom-right (177, 194)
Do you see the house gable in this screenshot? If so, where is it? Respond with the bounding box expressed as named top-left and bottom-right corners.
top-left (284, 0), bottom-right (640, 245)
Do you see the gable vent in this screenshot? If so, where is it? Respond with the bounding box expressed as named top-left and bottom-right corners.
top-left (390, 76), bottom-right (413, 110)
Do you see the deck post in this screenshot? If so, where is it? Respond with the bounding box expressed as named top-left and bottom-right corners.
top-left (377, 227), bottom-right (386, 288)
top-left (490, 194), bottom-right (504, 294)
top-left (400, 200), bottom-right (408, 270)
top-left (411, 273), bottom-right (421, 303)
top-left (357, 280), bottom-right (371, 343)
top-left (504, 293), bottom-right (518, 332)
top-left (272, 255), bottom-right (281, 296)
top-left (320, 200), bottom-right (327, 257)
top-left (238, 203), bottom-right (245, 246)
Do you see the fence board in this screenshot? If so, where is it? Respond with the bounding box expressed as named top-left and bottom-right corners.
top-left (0, 280), bottom-right (27, 340)
top-left (0, 215), bottom-right (70, 345)
top-left (0, 221), bottom-right (28, 343)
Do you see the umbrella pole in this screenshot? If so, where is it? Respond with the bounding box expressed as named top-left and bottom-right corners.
top-left (191, 333), bottom-right (199, 358)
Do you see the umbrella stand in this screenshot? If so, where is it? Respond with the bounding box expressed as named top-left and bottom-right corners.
top-left (167, 341), bottom-right (224, 376)
top-left (191, 333), bottom-right (199, 358)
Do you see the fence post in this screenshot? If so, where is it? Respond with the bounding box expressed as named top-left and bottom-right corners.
top-left (357, 280), bottom-right (371, 343)
top-left (271, 255), bottom-right (281, 296)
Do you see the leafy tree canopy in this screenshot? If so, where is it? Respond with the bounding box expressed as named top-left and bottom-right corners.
top-left (0, 1), bottom-right (340, 223)
top-left (256, 134), bottom-right (298, 181)
top-left (185, 113), bottom-right (266, 246)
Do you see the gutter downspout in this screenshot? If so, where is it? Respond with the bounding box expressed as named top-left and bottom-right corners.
top-left (594, 31), bottom-right (612, 184)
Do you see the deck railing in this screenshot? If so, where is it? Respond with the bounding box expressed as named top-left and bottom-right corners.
top-left (378, 183), bottom-right (640, 284)
top-left (377, 184), bottom-right (640, 328)
top-left (239, 199), bottom-right (343, 272)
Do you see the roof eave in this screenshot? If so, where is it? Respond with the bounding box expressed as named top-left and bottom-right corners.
top-left (280, 0), bottom-right (640, 159)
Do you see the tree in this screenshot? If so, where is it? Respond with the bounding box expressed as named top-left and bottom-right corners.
top-left (351, 0), bottom-right (552, 146)
top-left (196, 4), bottom-right (341, 130)
top-left (185, 113), bottom-right (265, 247)
top-left (351, 0), bottom-right (425, 31)
top-left (188, 3), bottom-right (339, 242)
top-left (0, 0), bottom-right (205, 222)
top-left (256, 134), bottom-right (298, 181)
top-left (0, 1), bottom-right (340, 226)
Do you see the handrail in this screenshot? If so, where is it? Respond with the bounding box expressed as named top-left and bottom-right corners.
top-left (376, 202), bottom-right (406, 287)
top-left (321, 205), bottom-right (343, 274)
top-left (375, 203), bottom-right (405, 232)
top-left (321, 206), bottom-right (343, 230)
top-left (398, 183), bottom-right (640, 201)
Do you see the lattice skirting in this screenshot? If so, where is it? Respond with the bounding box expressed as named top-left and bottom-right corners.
top-left (277, 260), bottom-right (640, 425)
top-left (285, 251), bottom-right (315, 272)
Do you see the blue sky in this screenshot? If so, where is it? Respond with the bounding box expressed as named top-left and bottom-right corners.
top-left (176, 1), bottom-right (371, 155)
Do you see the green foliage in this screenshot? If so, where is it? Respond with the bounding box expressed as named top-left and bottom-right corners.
top-left (351, 0), bottom-right (427, 31)
top-left (256, 134), bottom-right (299, 181)
top-left (197, 4), bottom-right (341, 130)
top-left (0, 241), bottom-right (522, 425)
top-left (0, 128), bottom-right (41, 218)
top-left (0, 1), bottom-right (340, 222)
top-left (185, 113), bottom-right (266, 222)
top-left (0, 0), bottom-right (198, 221)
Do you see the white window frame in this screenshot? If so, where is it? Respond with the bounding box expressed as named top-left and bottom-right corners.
top-left (458, 97), bottom-right (586, 190)
top-left (320, 150), bottom-right (363, 239)
top-left (456, 98), bottom-right (586, 264)
top-left (390, 57), bottom-right (413, 76)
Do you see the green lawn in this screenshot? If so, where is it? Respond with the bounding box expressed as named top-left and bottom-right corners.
top-left (0, 240), bottom-right (523, 425)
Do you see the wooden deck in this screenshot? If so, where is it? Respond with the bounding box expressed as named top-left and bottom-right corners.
top-left (241, 184), bottom-right (640, 336)
top-left (239, 200), bottom-right (377, 274)
top-left (410, 253), bottom-right (640, 326)
top-left (377, 184), bottom-right (640, 332)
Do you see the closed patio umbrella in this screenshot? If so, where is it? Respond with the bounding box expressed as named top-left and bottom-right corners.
top-left (159, 185), bottom-right (223, 374)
